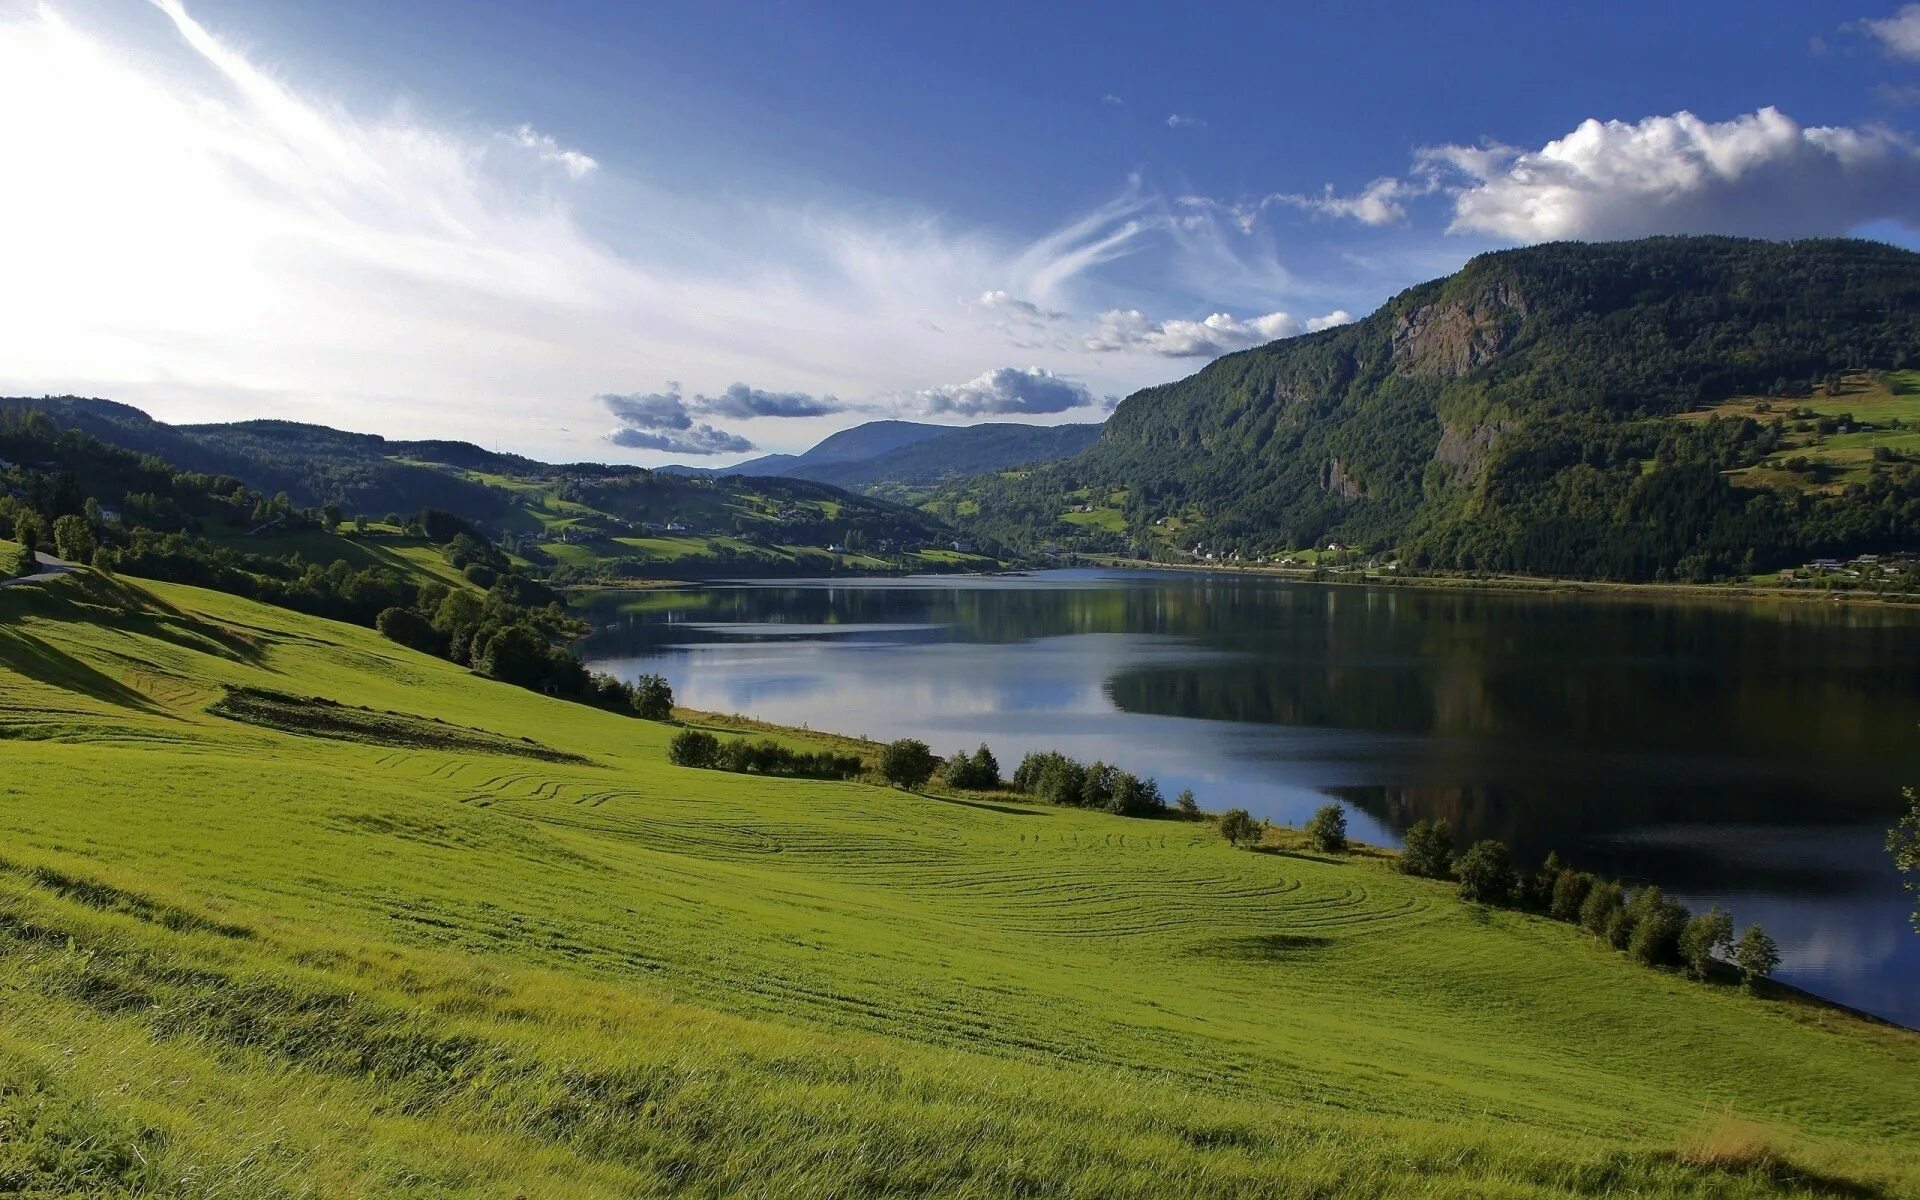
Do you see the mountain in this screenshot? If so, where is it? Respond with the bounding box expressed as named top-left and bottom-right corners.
top-left (789, 421), bottom-right (1104, 491)
top-left (954, 236), bottom-right (1920, 582)
top-left (0, 397), bottom-right (971, 571)
top-left (663, 419), bottom-right (1102, 493)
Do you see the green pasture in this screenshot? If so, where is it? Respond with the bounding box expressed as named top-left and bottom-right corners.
top-left (0, 569), bottom-right (1914, 1197)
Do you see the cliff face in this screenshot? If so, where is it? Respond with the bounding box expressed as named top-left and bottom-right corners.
top-left (1391, 279), bottom-right (1529, 379)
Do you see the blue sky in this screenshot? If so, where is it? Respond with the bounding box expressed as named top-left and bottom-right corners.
top-left (4, 1), bottom-right (1920, 463)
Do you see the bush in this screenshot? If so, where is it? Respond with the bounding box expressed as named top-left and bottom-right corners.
top-left (1106, 771), bottom-right (1164, 817)
top-left (51, 514), bottom-right (93, 563)
top-left (943, 744), bottom-right (1000, 790)
top-left (1398, 818), bottom-right (1452, 877)
top-left (631, 673), bottom-right (674, 720)
top-left (1625, 887), bottom-right (1690, 967)
top-left (1524, 851), bottom-right (1564, 910)
top-left (880, 739), bottom-right (936, 789)
top-left (1680, 907), bottom-right (1734, 979)
top-left (375, 606), bottom-right (448, 656)
top-left (1580, 880), bottom-right (1623, 935)
top-left (1453, 840), bottom-right (1515, 904)
top-left (1305, 803), bottom-right (1348, 853)
top-left (668, 729), bottom-right (719, 769)
top-left (1734, 924), bottom-right (1780, 989)
top-left (1605, 906), bottom-right (1636, 951)
top-left (1218, 808), bottom-right (1259, 848)
top-left (1550, 870), bottom-right (1595, 923)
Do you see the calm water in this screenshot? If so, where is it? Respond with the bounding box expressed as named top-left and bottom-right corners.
top-left (577, 569), bottom-right (1920, 1028)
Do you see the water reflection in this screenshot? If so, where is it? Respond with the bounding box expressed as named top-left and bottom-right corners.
top-left (576, 570), bottom-right (1920, 1027)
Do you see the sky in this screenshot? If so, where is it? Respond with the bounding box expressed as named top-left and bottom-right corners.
top-left (4, 1), bottom-right (1920, 465)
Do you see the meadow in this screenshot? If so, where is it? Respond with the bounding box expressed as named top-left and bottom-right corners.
top-left (0, 568), bottom-right (1917, 1197)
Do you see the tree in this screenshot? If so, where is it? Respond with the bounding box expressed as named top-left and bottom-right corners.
top-left (375, 606), bottom-right (446, 656)
top-left (1680, 907), bottom-right (1735, 979)
top-left (1526, 851), bottom-right (1565, 910)
top-left (879, 738), bottom-right (936, 789)
top-left (1891, 786), bottom-right (1919, 933)
top-left (943, 744), bottom-right (1000, 790)
top-left (1175, 788), bottom-right (1200, 818)
top-left (1106, 771), bottom-right (1164, 817)
top-left (320, 504), bottom-right (344, 532)
top-left (1579, 880), bottom-right (1623, 936)
top-left (471, 624), bottom-right (551, 688)
top-left (1734, 924), bottom-right (1780, 990)
top-left (667, 729), bottom-right (719, 769)
top-left (1303, 803), bottom-right (1348, 853)
top-left (1398, 818), bottom-right (1452, 878)
top-left (1550, 870), bottom-right (1594, 923)
top-left (51, 514), bottom-right (93, 563)
top-left (1453, 839), bottom-right (1516, 904)
top-left (631, 673), bottom-right (674, 720)
top-left (1218, 808), bottom-right (1259, 848)
top-left (1625, 887), bottom-right (1690, 967)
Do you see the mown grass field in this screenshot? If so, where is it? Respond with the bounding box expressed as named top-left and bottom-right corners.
top-left (0, 569), bottom-right (1917, 1197)
top-left (1688, 370), bottom-right (1920, 492)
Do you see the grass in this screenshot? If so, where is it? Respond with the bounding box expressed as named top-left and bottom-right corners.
top-left (199, 528), bottom-right (477, 590)
top-left (1687, 370), bottom-right (1920, 492)
top-left (0, 568), bottom-right (1916, 1197)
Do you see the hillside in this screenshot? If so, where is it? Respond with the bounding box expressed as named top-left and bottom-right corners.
top-left (790, 421), bottom-right (1104, 493)
top-left (0, 566), bottom-right (1916, 1197)
top-left (0, 398), bottom-right (981, 577)
top-left (953, 237), bottom-right (1920, 581)
top-left (665, 419), bottom-right (1104, 496)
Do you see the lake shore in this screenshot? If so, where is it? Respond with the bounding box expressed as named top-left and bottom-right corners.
top-left (1087, 555), bottom-right (1920, 607)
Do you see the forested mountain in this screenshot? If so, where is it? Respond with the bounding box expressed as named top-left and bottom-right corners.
top-left (789, 422), bottom-right (1103, 492)
top-left (955, 236), bottom-right (1920, 581)
top-left (663, 419), bottom-right (1103, 495)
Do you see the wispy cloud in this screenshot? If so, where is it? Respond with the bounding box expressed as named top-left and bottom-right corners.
top-left (1086, 307), bottom-right (1353, 357)
top-left (1166, 113), bottom-right (1207, 129)
top-left (0, 3), bottom-right (1295, 462)
top-left (1858, 5), bottom-right (1920, 61)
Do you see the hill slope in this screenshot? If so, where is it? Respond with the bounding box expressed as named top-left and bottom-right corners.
top-left (957, 236), bottom-right (1920, 581)
top-left (0, 567), bottom-right (1916, 1197)
top-left (790, 421), bottom-right (1104, 492)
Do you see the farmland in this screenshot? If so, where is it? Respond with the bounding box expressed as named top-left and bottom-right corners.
top-left (0, 568), bottom-right (1916, 1197)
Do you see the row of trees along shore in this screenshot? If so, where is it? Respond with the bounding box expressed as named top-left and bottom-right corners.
top-left (663, 731), bottom-right (1785, 992)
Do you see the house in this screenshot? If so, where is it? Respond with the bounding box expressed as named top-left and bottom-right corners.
top-left (949, 539), bottom-right (973, 554)
top-left (0, 457), bottom-right (14, 471)
top-left (664, 521), bottom-right (693, 534)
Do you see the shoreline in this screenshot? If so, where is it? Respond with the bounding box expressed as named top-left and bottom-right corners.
top-left (1087, 555), bottom-right (1920, 608)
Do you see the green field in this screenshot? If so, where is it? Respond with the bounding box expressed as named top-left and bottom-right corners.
top-left (1, 569), bottom-right (1917, 1197)
top-left (1690, 370), bottom-right (1920, 491)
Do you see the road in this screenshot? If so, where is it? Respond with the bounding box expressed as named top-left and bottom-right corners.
top-left (1, 551), bottom-right (75, 587)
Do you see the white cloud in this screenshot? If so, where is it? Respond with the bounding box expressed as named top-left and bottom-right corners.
top-left (1166, 113), bottom-right (1206, 129)
top-left (508, 123), bottom-right (597, 179)
top-left (1420, 106), bottom-right (1920, 241)
top-left (1085, 307), bottom-right (1352, 357)
top-left (694, 383), bottom-right (844, 419)
top-left (1861, 5), bottom-right (1920, 60)
top-left (913, 367), bottom-right (1099, 416)
top-left (600, 388), bottom-right (755, 455)
top-left (1102, 93), bottom-right (1124, 106)
top-left (0, 2), bottom-right (1264, 464)
top-left (1278, 178), bottom-right (1419, 226)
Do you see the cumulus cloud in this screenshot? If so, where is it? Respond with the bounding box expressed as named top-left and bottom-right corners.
top-left (976, 289), bottom-right (1068, 321)
top-left (600, 388), bottom-right (755, 455)
top-left (1420, 106), bottom-right (1920, 241)
top-left (696, 383), bottom-right (845, 419)
top-left (1085, 307), bottom-right (1353, 357)
top-left (1279, 178), bottom-right (1420, 226)
top-left (1860, 5), bottom-right (1920, 60)
top-left (913, 367), bottom-right (1099, 416)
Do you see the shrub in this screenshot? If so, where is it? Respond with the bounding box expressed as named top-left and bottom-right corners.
top-left (1734, 924), bottom-right (1780, 989)
top-left (1453, 840), bottom-right (1515, 904)
top-left (631, 673), bottom-right (674, 720)
top-left (51, 514), bottom-right (93, 563)
top-left (1680, 906), bottom-right (1734, 979)
top-left (1579, 880), bottom-right (1622, 935)
top-left (1175, 789), bottom-right (1199, 817)
top-left (1305, 803), bottom-right (1349, 853)
top-left (1012, 751), bottom-right (1088, 807)
top-left (1550, 870), bottom-right (1595, 923)
top-left (880, 739), bottom-right (936, 789)
top-left (1604, 906), bottom-right (1636, 951)
top-left (1625, 887), bottom-right (1690, 967)
top-left (943, 744), bottom-right (1000, 790)
top-left (1106, 771), bottom-right (1164, 817)
top-left (1524, 851), bottom-right (1564, 911)
top-left (375, 606), bottom-right (447, 656)
top-left (667, 729), bottom-right (719, 768)
top-left (1398, 818), bottom-right (1452, 877)
top-left (1218, 808), bottom-right (1259, 848)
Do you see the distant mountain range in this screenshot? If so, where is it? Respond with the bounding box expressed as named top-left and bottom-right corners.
top-left (663, 420), bottom-right (1103, 492)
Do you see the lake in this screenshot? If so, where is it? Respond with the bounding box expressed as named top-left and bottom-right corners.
top-left (576, 569), bottom-right (1920, 1028)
